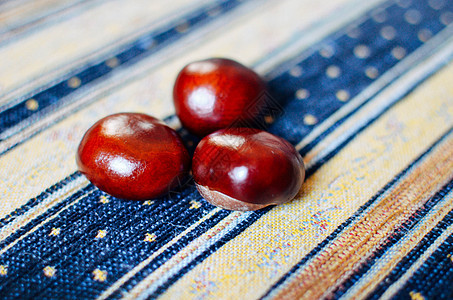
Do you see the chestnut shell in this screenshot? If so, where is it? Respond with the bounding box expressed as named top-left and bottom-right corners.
top-left (173, 58), bottom-right (267, 137)
top-left (192, 128), bottom-right (305, 211)
top-left (76, 113), bottom-right (190, 200)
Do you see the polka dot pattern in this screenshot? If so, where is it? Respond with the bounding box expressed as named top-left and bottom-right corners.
top-left (326, 65), bottom-right (341, 78)
top-left (346, 26), bottom-right (361, 39)
top-left (397, 0), bottom-right (413, 8)
top-left (303, 114), bottom-right (318, 125)
top-left (67, 77), bottom-right (82, 89)
top-left (440, 11), bottom-right (453, 25)
top-left (365, 66), bottom-right (379, 79)
top-left (428, 0), bottom-right (446, 10)
top-left (405, 9), bottom-right (422, 24)
top-left (418, 28), bottom-right (433, 42)
top-left (381, 26), bottom-right (397, 40)
top-left (336, 90), bottom-right (350, 102)
top-left (296, 89), bottom-right (310, 100)
top-left (0, 183), bottom-right (222, 298)
top-left (105, 57), bottom-right (120, 68)
top-left (268, 0), bottom-right (453, 147)
top-left (392, 46), bottom-right (407, 60)
top-left (354, 45), bottom-right (371, 59)
top-left (175, 21), bottom-right (190, 33)
top-left (320, 45), bottom-right (335, 58)
top-left (289, 66), bottom-right (303, 77)
top-left (25, 99), bottom-right (39, 111)
top-left (371, 9), bottom-right (388, 23)
top-left (1, 1), bottom-right (453, 298)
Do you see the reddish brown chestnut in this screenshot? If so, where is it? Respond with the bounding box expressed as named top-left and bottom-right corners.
top-left (76, 113), bottom-right (190, 200)
top-left (192, 128), bottom-right (305, 211)
top-left (173, 58), bottom-right (267, 137)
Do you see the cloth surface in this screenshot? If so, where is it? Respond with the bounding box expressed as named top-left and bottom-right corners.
top-left (1, 0), bottom-right (453, 298)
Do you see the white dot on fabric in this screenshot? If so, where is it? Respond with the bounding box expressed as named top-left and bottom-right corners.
top-left (396, 0), bottom-right (412, 8)
top-left (440, 12), bottom-right (453, 25)
top-left (319, 45), bottom-right (335, 58)
top-left (93, 269), bottom-right (107, 282)
top-left (68, 77), bottom-right (81, 88)
top-left (0, 265), bottom-right (7, 276)
top-left (418, 29), bottom-right (432, 42)
top-left (354, 45), bottom-right (371, 59)
top-left (428, 0), bottom-right (446, 10)
top-left (392, 46), bottom-right (407, 60)
top-left (296, 89), bottom-right (310, 100)
top-left (43, 266), bottom-right (56, 278)
top-left (371, 9), bottom-right (387, 23)
top-left (336, 90), bottom-right (350, 102)
top-left (289, 66), bottom-right (303, 77)
top-left (144, 233), bottom-right (157, 242)
top-left (346, 26), bottom-right (361, 39)
top-left (106, 57), bottom-right (120, 68)
top-left (176, 22), bottom-right (190, 33)
top-left (365, 66), bottom-right (379, 79)
top-left (303, 114), bottom-right (318, 125)
top-left (404, 9), bottom-right (422, 25)
top-left (25, 99), bottom-right (39, 111)
top-left (326, 65), bottom-right (341, 78)
top-left (380, 26), bottom-right (397, 40)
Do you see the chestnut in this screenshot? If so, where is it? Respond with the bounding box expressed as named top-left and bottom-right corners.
top-left (76, 113), bottom-right (190, 200)
top-left (173, 58), bottom-right (267, 137)
top-left (192, 128), bottom-right (305, 211)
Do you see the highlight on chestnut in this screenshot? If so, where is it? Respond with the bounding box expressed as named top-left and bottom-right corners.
top-left (76, 113), bottom-right (190, 200)
top-left (173, 57), bottom-right (268, 137)
top-left (192, 128), bottom-right (305, 211)
top-left (75, 58), bottom-right (305, 211)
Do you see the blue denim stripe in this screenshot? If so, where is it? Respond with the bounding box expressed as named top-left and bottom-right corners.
top-left (333, 179), bottom-right (453, 299)
top-left (370, 211), bottom-right (453, 300)
top-left (267, 0), bottom-right (453, 146)
top-left (1, 1), bottom-right (451, 298)
top-left (0, 184), bottom-right (222, 298)
top-left (0, 0), bottom-right (248, 144)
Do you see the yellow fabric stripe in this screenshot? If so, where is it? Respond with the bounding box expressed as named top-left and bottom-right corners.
top-left (0, 176), bottom-right (89, 243)
top-left (278, 131), bottom-right (453, 299)
top-left (342, 191), bottom-right (453, 299)
top-left (0, 183), bottom-right (94, 256)
top-left (0, 0), bottom-right (82, 37)
top-left (0, 0), bottom-right (208, 103)
top-left (161, 57), bottom-right (453, 300)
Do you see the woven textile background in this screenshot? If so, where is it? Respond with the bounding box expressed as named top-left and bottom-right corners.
top-left (1, 0), bottom-right (453, 298)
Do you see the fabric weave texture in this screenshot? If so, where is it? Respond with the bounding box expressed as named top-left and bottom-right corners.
top-left (0, 0), bottom-right (453, 299)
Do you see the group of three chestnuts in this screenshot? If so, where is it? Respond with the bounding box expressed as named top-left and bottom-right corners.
top-left (77, 58), bottom-right (306, 211)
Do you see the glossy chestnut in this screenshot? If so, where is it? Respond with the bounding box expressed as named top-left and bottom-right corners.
top-left (173, 58), bottom-right (267, 137)
top-left (192, 128), bottom-right (305, 211)
top-left (76, 113), bottom-right (190, 200)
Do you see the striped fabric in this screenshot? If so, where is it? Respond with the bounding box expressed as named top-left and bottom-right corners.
top-left (1, 0), bottom-right (452, 298)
